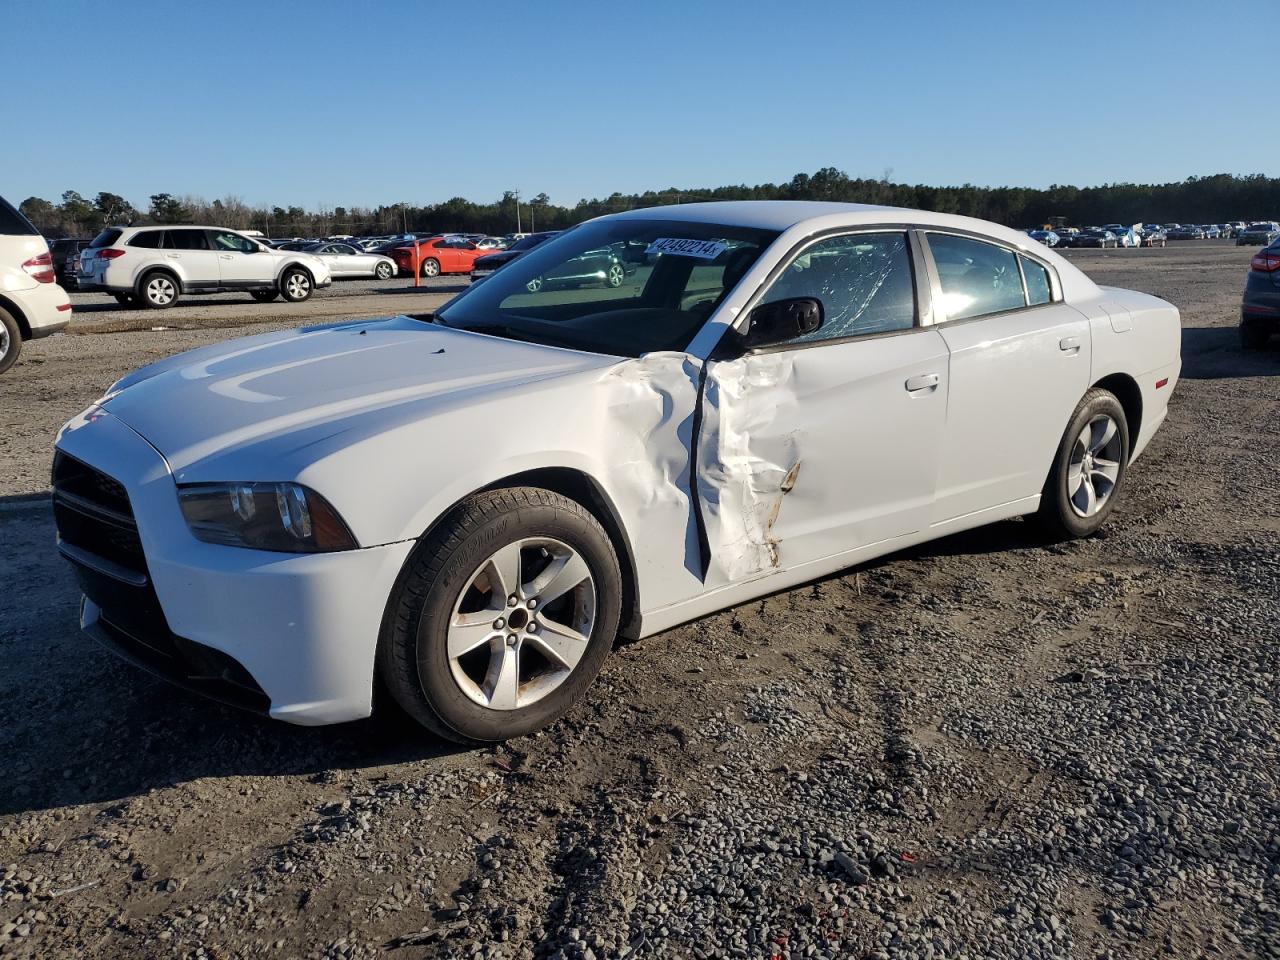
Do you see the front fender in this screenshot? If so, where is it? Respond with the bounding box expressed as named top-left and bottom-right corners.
top-left (295, 353), bottom-right (710, 618)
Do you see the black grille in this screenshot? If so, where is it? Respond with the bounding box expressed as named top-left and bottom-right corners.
top-left (53, 450), bottom-right (270, 714)
top-left (52, 452), bottom-right (145, 576)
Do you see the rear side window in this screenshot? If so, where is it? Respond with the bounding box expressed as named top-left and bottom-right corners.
top-left (90, 228), bottom-right (124, 249)
top-left (0, 197), bottom-right (38, 236)
top-left (1020, 255), bottom-right (1052, 306)
top-left (927, 233), bottom-right (1025, 321)
top-left (167, 229), bottom-right (210, 251)
top-left (128, 230), bottom-right (164, 249)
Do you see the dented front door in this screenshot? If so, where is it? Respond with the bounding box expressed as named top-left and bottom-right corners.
top-left (695, 330), bottom-right (950, 586)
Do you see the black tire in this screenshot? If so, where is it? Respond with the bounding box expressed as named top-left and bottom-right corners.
top-left (250, 290), bottom-right (279, 303)
top-left (1241, 318), bottom-right (1271, 350)
top-left (138, 270), bottom-right (180, 309)
top-left (419, 257), bottom-right (440, 279)
top-left (378, 487), bottom-right (622, 744)
top-left (0, 307), bottom-right (22, 375)
top-left (112, 292), bottom-right (136, 307)
top-left (375, 261), bottom-right (394, 280)
top-left (605, 262), bottom-right (626, 287)
top-left (1034, 388), bottom-right (1130, 540)
top-left (280, 267), bottom-right (313, 302)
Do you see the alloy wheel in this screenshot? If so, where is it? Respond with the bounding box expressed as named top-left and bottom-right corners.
top-left (606, 263), bottom-right (625, 287)
top-left (146, 276), bottom-right (175, 306)
top-left (1068, 414), bottom-right (1123, 518)
top-left (0, 324), bottom-right (9, 362)
top-left (446, 537), bottom-right (596, 711)
top-left (286, 273), bottom-right (310, 299)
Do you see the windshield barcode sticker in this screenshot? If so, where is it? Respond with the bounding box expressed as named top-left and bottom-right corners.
top-left (646, 238), bottom-right (727, 260)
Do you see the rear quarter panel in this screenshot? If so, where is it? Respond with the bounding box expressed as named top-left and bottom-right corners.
top-left (1085, 287), bottom-right (1182, 460)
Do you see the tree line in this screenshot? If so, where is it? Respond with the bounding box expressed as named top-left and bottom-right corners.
top-left (18, 169), bottom-right (1280, 240)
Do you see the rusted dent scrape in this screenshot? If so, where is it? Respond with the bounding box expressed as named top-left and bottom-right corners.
top-left (763, 460), bottom-right (802, 567)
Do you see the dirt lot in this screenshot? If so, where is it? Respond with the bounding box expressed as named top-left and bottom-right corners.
top-left (0, 243), bottom-right (1277, 959)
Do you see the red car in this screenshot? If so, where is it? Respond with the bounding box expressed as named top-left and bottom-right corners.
top-left (391, 236), bottom-right (494, 278)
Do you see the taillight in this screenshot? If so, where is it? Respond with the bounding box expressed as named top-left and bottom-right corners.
top-left (96, 248), bottom-right (127, 260)
top-left (1250, 251), bottom-right (1280, 272)
top-left (21, 252), bottom-right (56, 283)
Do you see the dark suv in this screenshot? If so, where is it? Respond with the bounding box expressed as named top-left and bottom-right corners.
top-left (1241, 241), bottom-right (1280, 349)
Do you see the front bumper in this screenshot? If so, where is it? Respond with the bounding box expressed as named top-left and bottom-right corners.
top-left (54, 408), bottom-right (415, 725)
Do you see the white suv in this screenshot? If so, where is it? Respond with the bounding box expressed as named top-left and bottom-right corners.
top-left (0, 195), bottom-right (71, 374)
top-left (77, 225), bottom-right (332, 309)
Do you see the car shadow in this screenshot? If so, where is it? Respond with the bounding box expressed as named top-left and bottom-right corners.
top-left (0, 497), bottom-right (470, 819)
top-left (374, 282), bottom-right (469, 295)
top-left (66, 295), bottom-right (274, 315)
top-left (1180, 325), bottom-right (1280, 379)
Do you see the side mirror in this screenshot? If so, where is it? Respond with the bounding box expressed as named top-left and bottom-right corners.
top-left (741, 297), bottom-right (824, 348)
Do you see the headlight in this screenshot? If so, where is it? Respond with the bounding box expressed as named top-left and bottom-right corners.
top-left (178, 482), bottom-right (357, 553)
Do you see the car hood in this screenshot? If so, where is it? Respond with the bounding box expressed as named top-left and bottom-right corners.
top-left (100, 315), bottom-right (616, 476)
top-left (474, 250), bottom-right (523, 268)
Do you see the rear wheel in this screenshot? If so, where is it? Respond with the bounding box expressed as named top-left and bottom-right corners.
top-left (379, 487), bottom-right (622, 744)
top-left (419, 257), bottom-right (440, 279)
top-left (139, 271), bottom-right (179, 309)
top-left (0, 307), bottom-right (22, 375)
top-left (280, 268), bottom-right (313, 302)
top-left (1034, 388), bottom-right (1129, 540)
top-left (1241, 318), bottom-right (1271, 350)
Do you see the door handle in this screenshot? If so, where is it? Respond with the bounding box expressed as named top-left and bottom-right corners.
top-left (165, 253), bottom-right (180, 259)
top-left (1059, 336), bottom-right (1081, 354)
top-left (905, 373), bottom-right (940, 393)
top-left (219, 254), bottom-right (234, 260)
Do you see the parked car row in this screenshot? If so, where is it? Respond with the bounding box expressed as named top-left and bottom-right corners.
top-left (1028, 220), bottom-right (1277, 249)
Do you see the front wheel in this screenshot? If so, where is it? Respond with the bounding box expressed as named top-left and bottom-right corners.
top-left (379, 487), bottom-right (622, 744)
top-left (605, 262), bottom-right (626, 287)
top-left (1034, 389), bottom-right (1130, 540)
top-left (375, 261), bottom-right (394, 280)
top-left (280, 268), bottom-right (313, 302)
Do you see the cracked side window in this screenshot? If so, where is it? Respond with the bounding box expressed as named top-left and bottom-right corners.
top-left (760, 232), bottom-right (916, 344)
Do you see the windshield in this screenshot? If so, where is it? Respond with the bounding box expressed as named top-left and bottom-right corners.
top-left (436, 218), bottom-right (779, 357)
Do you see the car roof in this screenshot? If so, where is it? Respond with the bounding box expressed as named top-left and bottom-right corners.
top-left (602, 200), bottom-right (1050, 248)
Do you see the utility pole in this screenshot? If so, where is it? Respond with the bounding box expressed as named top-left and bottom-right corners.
top-left (514, 190), bottom-right (522, 233)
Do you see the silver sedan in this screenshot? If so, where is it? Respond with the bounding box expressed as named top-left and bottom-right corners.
top-left (302, 242), bottom-right (397, 280)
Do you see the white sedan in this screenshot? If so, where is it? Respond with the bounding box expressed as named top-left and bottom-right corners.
top-left (298, 241), bottom-right (396, 280)
top-left (53, 202), bottom-right (1181, 742)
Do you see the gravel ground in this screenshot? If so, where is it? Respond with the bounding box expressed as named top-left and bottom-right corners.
top-left (0, 241), bottom-right (1276, 959)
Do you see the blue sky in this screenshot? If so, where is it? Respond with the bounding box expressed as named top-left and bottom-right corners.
top-left (6, 0), bottom-right (1274, 211)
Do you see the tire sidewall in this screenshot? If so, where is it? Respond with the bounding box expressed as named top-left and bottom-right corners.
top-left (399, 497), bottom-right (621, 742)
top-left (0, 308), bottom-right (20, 375)
top-left (138, 270), bottom-right (179, 309)
top-left (421, 258), bottom-right (439, 278)
top-left (1047, 391), bottom-right (1130, 538)
top-left (281, 268), bottom-right (312, 301)
top-left (376, 262), bottom-right (393, 280)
